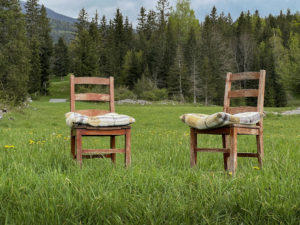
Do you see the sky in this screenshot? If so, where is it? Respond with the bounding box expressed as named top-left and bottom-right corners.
top-left (38, 0), bottom-right (300, 26)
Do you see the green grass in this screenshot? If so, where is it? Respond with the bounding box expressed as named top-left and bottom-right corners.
top-left (0, 101), bottom-right (300, 224)
top-left (48, 75), bottom-right (70, 99)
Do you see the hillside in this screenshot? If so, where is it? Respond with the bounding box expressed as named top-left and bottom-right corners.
top-left (20, 1), bottom-right (76, 42)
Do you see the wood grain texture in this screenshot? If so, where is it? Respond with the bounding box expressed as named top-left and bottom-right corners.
top-left (222, 134), bottom-right (229, 170)
top-left (125, 128), bottom-right (131, 168)
top-left (109, 77), bottom-right (115, 112)
top-left (80, 129), bottom-right (127, 136)
top-left (230, 72), bottom-right (260, 81)
top-left (74, 77), bottom-right (110, 85)
top-left (195, 148), bottom-right (230, 153)
top-left (70, 74), bottom-right (75, 112)
top-left (257, 70), bottom-right (266, 113)
top-left (190, 128), bottom-right (197, 167)
top-left (223, 72), bottom-right (232, 112)
top-left (76, 130), bottom-right (82, 167)
top-left (74, 109), bottom-right (109, 116)
top-left (237, 153), bottom-right (258, 157)
top-left (229, 127), bottom-right (237, 175)
top-left (227, 106), bottom-right (257, 114)
top-left (110, 136), bottom-right (116, 163)
top-left (75, 93), bottom-right (110, 102)
top-left (71, 131), bottom-right (75, 159)
top-left (228, 89), bottom-right (258, 98)
top-left (82, 149), bottom-right (125, 154)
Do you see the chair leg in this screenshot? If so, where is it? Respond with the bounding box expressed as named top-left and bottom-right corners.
top-left (256, 132), bottom-right (264, 168)
top-left (222, 134), bottom-right (229, 170)
top-left (229, 128), bottom-right (237, 175)
top-left (71, 131), bottom-right (76, 159)
top-left (190, 128), bottom-right (197, 167)
top-left (76, 130), bottom-right (82, 167)
top-left (110, 136), bottom-right (116, 164)
top-left (125, 129), bottom-right (131, 168)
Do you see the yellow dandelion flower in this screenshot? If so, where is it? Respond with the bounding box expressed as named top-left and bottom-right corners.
top-left (29, 140), bottom-right (35, 145)
top-left (4, 145), bottom-right (15, 149)
top-left (228, 172), bottom-right (233, 176)
top-left (253, 166), bottom-right (260, 170)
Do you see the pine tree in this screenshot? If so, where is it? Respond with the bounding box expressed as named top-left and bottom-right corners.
top-left (89, 11), bottom-right (101, 76)
top-left (72, 8), bottom-right (98, 77)
top-left (121, 50), bottom-right (143, 89)
top-left (137, 7), bottom-right (147, 34)
top-left (25, 0), bottom-right (41, 94)
top-left (185, 27), bottom-right (199, 103)
top-left (0, 0), bottom-right (30, 104)
top-left (39, 5), bottom-right (52, 95)
top-left (111, 8), bottom-right (127, 84)
top-left (53, 37), bottom-right (69, 79)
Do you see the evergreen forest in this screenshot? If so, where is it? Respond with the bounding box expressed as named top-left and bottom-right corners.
top-left (1, 0), bottom-right (300, 106)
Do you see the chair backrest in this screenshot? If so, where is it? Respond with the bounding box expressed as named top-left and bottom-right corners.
top-left (223, 70), bottom-right (266, 115)
top-left (70, 75), bottom-right (115, 116)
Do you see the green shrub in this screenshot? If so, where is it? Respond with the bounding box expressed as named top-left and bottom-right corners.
top-left (115, 86), bottom-right (137, 100)
top-left (141, 88), bottom-right (168, 101)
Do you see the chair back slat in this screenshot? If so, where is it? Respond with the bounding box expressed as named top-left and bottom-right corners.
top-left (224, 70), bottom-right (266, 115)
top-left (75, 93), bottom-right (110, 102)
top-left (74, 77), bottom-right (110, 85)
top-left (74, 109), bottom-right (110, 117)
top-left (70, 75), bottom-right (115, 115)
top-left (230, 72), bottom-right (260, 81)
top-left (228, 89), bottom-right (258, 98)
top-left (227, 106), bottom-right (257, 114)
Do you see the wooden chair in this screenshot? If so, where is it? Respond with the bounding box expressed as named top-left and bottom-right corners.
top-left (190, 70), bottom-right (266, 175)
top-left (70, 75), bottom-right (131, 167)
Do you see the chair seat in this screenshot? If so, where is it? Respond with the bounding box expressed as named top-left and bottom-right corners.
top-left (66, 112), bottom-right (135, 127)
top-left (180, 112), bottom-right (262, 130)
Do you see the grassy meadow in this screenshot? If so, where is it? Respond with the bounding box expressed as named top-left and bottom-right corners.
top-left (0, 81), bottom-right (300, 224)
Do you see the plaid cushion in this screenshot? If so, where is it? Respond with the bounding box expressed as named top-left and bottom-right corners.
top-left (180, 112), bottom-right (262, 130)
top-left (65, 112), bottom-right (135, 127)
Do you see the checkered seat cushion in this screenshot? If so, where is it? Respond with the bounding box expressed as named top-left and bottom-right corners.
top-left (180, 112), bottom-right (263, 130)
top-left (65, 112), bottom-right (135, 127)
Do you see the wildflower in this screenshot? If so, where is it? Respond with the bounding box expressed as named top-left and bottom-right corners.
top-left (4, 145), bottom-right (15, 149)
top-left (228, 172), bottom-right (233, 176)
top-left (56, 134), bottom-right (62, 138)
top-left (253, 166), bottom-right (260, 170)
top-left (29, 139), bottom-right (35, 145)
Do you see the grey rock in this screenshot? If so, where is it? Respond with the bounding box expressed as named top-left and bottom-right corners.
top-left (49, 99), bottom-right (67, 103)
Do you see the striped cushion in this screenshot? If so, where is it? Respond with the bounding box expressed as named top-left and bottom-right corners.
top-left (65, 112), bottom-right (135, 127)
top-left (180, 112), bottom-right (262, 130)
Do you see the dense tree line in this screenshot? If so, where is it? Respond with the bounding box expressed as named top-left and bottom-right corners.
top-left (0, 0), bottom-right (52, 105)
top-left (1, 0), bottom-right (300, 106)
top-left (66, 0), bottom-right (300, 106)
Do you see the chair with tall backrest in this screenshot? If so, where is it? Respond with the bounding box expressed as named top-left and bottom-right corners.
top-left (189, 70), bottom-right (266, 175)
top-left (70, 75), bottom-right (131, 167)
